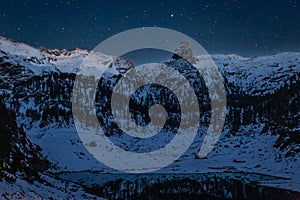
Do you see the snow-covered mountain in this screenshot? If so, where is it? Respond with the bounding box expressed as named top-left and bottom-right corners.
top-left (0, 36), bottom-right (299, 198)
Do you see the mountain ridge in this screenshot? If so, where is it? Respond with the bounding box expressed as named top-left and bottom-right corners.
top-left (0, 35), bottom-right (299, 197)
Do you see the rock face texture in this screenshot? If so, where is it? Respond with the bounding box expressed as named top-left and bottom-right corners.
top-left (0, 101), bottom-right (47, 182)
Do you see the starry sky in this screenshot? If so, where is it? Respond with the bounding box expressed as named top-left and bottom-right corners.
top-left (0, 0), bottom-right (299, 57)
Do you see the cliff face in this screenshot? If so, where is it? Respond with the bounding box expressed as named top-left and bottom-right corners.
top-left (0, 101), bottom-right (48, 182)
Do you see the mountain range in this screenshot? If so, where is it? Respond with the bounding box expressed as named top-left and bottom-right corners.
top-left (0, 36), bottom-right (299, 199)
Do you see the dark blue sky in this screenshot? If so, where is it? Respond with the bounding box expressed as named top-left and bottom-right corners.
top-left (0, 0), bottom-right (299, 56)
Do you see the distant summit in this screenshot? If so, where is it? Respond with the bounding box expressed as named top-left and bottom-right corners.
top-left (173, 40), bottom-right (196, 64)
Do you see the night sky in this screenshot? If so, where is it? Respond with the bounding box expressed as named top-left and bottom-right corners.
top-left (0, 0), bottom-right (299, 57)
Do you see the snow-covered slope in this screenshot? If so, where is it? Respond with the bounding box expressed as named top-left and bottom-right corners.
top-left (210, 53), bottom-right (300, 96)
top-left (0, 36), bottom-right (300, 197)
top-left (0, 36), bottom-right (130, 77)
top-left (0, 174), bottom-right (103, 200)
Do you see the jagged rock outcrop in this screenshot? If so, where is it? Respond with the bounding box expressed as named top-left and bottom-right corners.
top-left (173, 40), bottom-right (196, 64)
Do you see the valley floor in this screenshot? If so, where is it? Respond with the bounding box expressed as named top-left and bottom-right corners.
top-left (25, 123), bottom-right (300, 192)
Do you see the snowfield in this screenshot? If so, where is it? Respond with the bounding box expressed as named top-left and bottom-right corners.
top-left (0, 174), bottom-right (103, 199)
